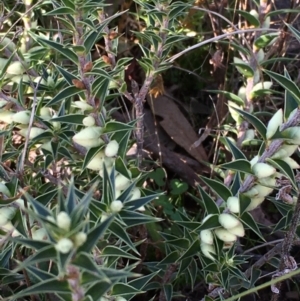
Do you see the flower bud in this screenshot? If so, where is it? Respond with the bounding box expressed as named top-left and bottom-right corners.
top-left (100, 213), bottom-right (108, 222)
top-left (214, 228), bottom-right (237, 242)
top-left (266, 109), bottom-right (283, 140)
top-left (256, 49), bottom-right (265, 63)
top-left (12, 111), bottom-right (31, 124)
top-left (227, 223), bottom-right (245, 237)
top-left (271, 144), bottom-right (298, 159)
top-left (86, 151), bottom-right (105, 171)
top-left (110, 200), bottom-right (123, 213)
top-left (0, 110), bottom-right (14, 124)
top-left (252, 162), bottom-right (276, 179)
top-left (32, 228), bottom-right (48, 241)
top-left (19, 127), bottom-right (45, 139)
top-left (57, 211), bottom-right (71, 231)
top-left (282, 157), bottom-right (300, 169)
top-left (262, 16), bottom-right (270, 29)
top-left (254, 184), bottom-right (273, 197)
top-left (250, 9), bottom-right (259, 20)
top-left (40, 107), bottom-right (51, 120)
top-left (218, 213), bottom-right (240, 229)
top-left (250, 155), bottom-right (259, 167)
top-left (73, 101), bottom-right (93, 111)
top-left (130, 187), bottom-right (141, 200)
top-left (244, 129), bottom-right (255, 140)
top-left (74, 232), bottom-right (87, 247)
top-left (200, 229), bottom-right (214, 245)
top-left (73, 126), bottom-right (104, 148)
top-left (0, 183), bottom-right (11, 197)
top-left (55, 238), bottom-right (74, 254)
top-left (246, 197), bottom-right (265, 211)
top-left (238, 86), bottom-right (247, 102)
top-left (7, 61), bottom-right (26, 75)
top-left (226, 196), bottom-right (240, 213)
top-left (282, 127), bottom-right (300, 144)
top-left (0, 207), bottom-right (16, 226)
top-left (115, 174), bottom-right (131, 190)
top-left (200, 243), bottom-right (216, 260)
top-left (105, 140), bottom-right (119, 157)
top-left (0, 37), bottom-right (16, 52)
top-left (51, 114), bottom-right (61, 129)
top-left (82, 116), bottom-right (95, 127)
top-left (258, 176), bottom-right (276, 187)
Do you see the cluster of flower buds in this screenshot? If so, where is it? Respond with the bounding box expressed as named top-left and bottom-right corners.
top-left (200, 212), bottom-right (245, 260)
top-left (48, 211), bottom-right (87, 254)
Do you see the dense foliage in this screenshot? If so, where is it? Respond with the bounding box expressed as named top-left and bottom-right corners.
top-left (1, 0), bottom-right (300, 301)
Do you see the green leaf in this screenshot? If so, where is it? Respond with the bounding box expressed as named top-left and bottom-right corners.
top-left (45, 7), bottom-right (75, 15)
top-left (266, 158), bottom-right (297, 189)
top-left (125, 193), bottom-right (160, 211)
top-left (28, 196), bottom-right (52, 218)
top-left (170, 179), bottom-right (188, 195)
top-left (46, 86), bottom-right (83, 106)
top-left (51, 114), bottom-right (86, 125)
top-left (11, 209), bottom-right (26, 237)
top-left (177, 239), bottom-right (200, 261)
top-left (239, 194), bottom-right (252, 215)
top-left (197, 214), bottom-right (220, 231)
top-left (263, 69), bottom-right (300, 105)
top-left (85, 280), bottom-right (113, 300)
top-left (54, 64), bottom-right (77, 85)
top-left (102, 246), bottom-right (140, 260)
top-left (73, 253), bottom-right (107, 278)
top-left (232, 63), bottom-right (254, 77)
top-left (241, 212), bottom-right (265, 241)
top-left (112, 283), bottom-right (143, 297)
top-left (223, 137), bottom-right (247, 160)
top-left (82, 147), bottom-right (103, 171)
top-left (11, 279), bottom-right (71, 300)
top-left (230, 107), bottom-right (267, 140)
top-left (104, 121), bottom-right (134, 133)
top-left (208, 90), bottom-right (245, 106)
top-left (283, 68), bottom-right (299, 121)
top-left (198, 185), bottom-right (220, 215)
top-left (200, 176), bottom-right (232, 202)
top-left (30, 33), bottom-right (78, 64)
top-left (163, 284), bottom-right (173, 301)
top-left (128, 271), bottom-right (160, 291)
top-left (220, 159), bottom-right (252, 174)
top-left (254, 33), bottom-right (279, 49)
top-left (166, 238), bottom-right (189, 249)
top-left (77, 214), bottom-right (115, 253)
top-left (234, 9), bottom-right (260, 27)
top-left (109, 222), bottom-right (138, 254)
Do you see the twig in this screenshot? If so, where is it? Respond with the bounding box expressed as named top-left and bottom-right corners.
top-left (270, 184), bottom-right (300, 299)
top-left (123, 6), bottom-right (169, 169)
top-left (18, 76), bottom-right (41, 174)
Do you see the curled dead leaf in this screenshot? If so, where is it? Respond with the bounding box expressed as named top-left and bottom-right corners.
top-left (83, 61), bottom-right (93, 73)
top-left (72, 79), bottom-right (85, 89)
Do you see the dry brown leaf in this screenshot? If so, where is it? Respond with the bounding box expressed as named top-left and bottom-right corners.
top-left (147, 93), bottom-right (208, 163)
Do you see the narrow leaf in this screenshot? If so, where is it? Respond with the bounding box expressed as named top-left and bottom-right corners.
top-left (230, 107), bottom-right (267, 140)
top-left (200, 176), bottom-right (232, 202)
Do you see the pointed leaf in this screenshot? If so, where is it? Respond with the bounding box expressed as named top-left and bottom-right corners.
top-left (77, 214), bottom-right (115, 253)
top-left (264, 69), bottom-right (300, 105)
top-left (241, 212), bottom-right (265, 241)
top-left (220, 159), bottom-right (252, 174)
top-left (266, 158), bottom-right (296, 189)
top-left (200, 176), bottom-right (232, 202)
top-left (230, 107), bottom-right (267, 139)
top-left (198, 185), bottom-right (220, 215)
top-left (223, 137), bottom-right (247, 160)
